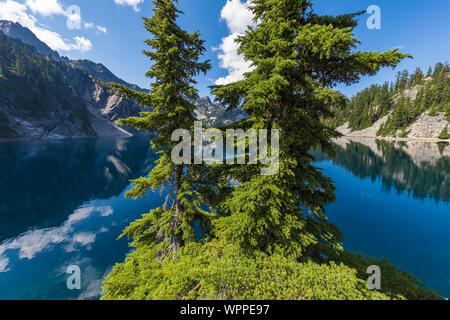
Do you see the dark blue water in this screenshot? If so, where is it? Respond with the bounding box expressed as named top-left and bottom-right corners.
top-left (0, 137), bottom-right (448, 299)
top-left (0, 137), bottom-right (164, 299)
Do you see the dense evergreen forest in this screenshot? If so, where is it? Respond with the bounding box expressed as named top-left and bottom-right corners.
top-left (102, 0), bottom-right (440, 300)
top-left (326, 63), bottom-right (450, 137)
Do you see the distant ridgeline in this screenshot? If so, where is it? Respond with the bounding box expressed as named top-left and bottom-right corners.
top-left (0, 28), bottom-right (144, 140)
top-left (0, 20), bottom-right (238, 140)
top-left (327, 63), bottom-right (450, 138)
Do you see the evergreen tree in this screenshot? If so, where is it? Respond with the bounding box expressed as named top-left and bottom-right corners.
top-left (433, 62), bottom-right (445, 77)
top-left (409, 67), bottom-right (423, 87)
top-left (112, 0), bottom-right (211, 255)
top-left (380, 82), bottom-right (391, 115)
top-left (438, 126), bottom-right (448, 139)
top-left (103, 0), bottom-right (438, 300)
top-left (430, 101), bottom-right (438, 116)
top-left (332, 63), bottom-right (449, 135)
top-left (212, 0), bottom-right (409, 260)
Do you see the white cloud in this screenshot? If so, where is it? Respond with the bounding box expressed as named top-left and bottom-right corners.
top-left (221, 0), bottom-right (254, 34)
top-left (72, 36), bottom-right (92, 52)
top-left (0, 256), bottom-right (9, 273)
top-left (215, 0), bottom-right (255, 85)
top-left (0, 0), bottom-right (93, 52)
top-left (215, 33), bottom-right (253, 85)
top-left (84, 22), bottom-right (107, 35)
top-left (84, 22), bottom-right (94, 29)
top-left (0, 0), bottom-right (36, 26)
top-left (96, 25), bottom-right (107, 34)
top-left (25, 0), bottom-right (64, 16)
top-left (0, 206), bottom-right (113, 271)
top-left (114, 0), bottom-right (143, 12)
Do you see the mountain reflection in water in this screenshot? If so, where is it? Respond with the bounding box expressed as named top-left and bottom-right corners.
top-left (313, 137), bottom-right (450, 297)
top-left (313, 137), bottom-right (449, 202)
top-left (0, 137), bottom-right (160, 299)
top-left (0, 136), bottom-right (449, 299)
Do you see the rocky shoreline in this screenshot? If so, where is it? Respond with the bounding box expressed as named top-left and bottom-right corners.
top-left (336, 110), bottom-right (449, 142)
top-left (338, 135), bottom-right (448, 142)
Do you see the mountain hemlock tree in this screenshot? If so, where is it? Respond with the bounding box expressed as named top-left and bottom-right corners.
top-left (439, 126), bottom-right (448, 139)
top-left (212, 0), bottom-right (410, 260)
top-left (103, 0), bottom-right (438, 300)
top-left (109, 0), bottom-right (211, 256)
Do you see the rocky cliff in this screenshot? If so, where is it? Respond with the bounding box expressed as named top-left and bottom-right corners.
top-left (0, 29), bottom-right (147, 140)
top-left (333, 64), bottom-right (449, 140)
top-left (0, 20), bottom-right (245, 140)
top-left (193, 96), bottom-right (247, 127)
top-left (0, 20), bottom-right (61, 61)
top-left (337, 110), bottom-right (449, 140)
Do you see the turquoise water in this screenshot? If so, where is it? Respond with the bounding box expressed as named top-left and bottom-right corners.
top-left (0, 137), bottom-right (448, 299)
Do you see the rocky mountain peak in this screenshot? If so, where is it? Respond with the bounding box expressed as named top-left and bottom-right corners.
top-left (69, 59), bottom-right (147, 92)
top-left (0, 20), bottom-right (61, 60)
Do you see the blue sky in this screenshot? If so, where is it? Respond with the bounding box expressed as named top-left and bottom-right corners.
top-left (0, 0), bottom-right (449, 98)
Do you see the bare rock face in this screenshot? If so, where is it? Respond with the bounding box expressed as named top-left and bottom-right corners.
top-left (0, 21), bottom-right (148, 140)
top-left (405, 111), bottom-right (448, 139)
top-left (337, 114), bottom-right (391, 138)
top-left (337, 110), bottom-right (449, 140)
top-left (87, 81), bottom-right (146, 136)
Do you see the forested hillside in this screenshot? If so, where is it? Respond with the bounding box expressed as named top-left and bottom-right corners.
top-left (0, 30), bottom-right (147, 140)
top-left (327, 63), bottom-right (449, 138)
top-left (0, 20), bottom-right (239, 140)
top-left (0, 32), bottom-right (92, 139)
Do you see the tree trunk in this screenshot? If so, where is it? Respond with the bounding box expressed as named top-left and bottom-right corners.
top-left (171, 165), bottom-right (184, 252)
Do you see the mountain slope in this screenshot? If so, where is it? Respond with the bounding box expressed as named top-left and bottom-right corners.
top-left (330, 63), bottom-right (449, 139)
top-left (0, 20), bottom-right (61, 61)
top-left (0, 31), bottom-right (143, 140)
top-left (70, 59), bottom-right (147, 92)
top-left (0, 20), bottom-right (244, 140)
top-left (193, 96), bottom-right (247, 127)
